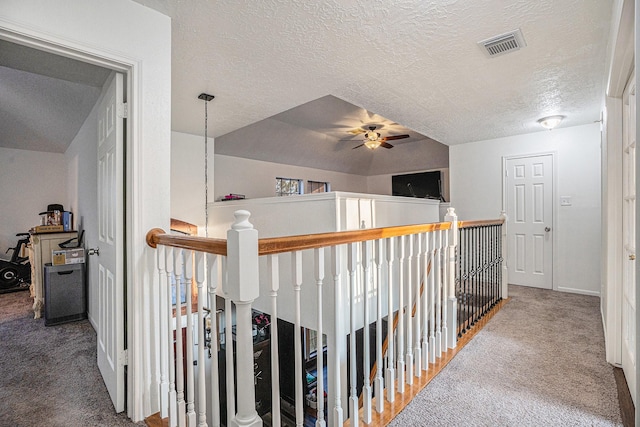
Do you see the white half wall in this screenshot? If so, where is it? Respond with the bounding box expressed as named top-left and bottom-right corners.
top-left (450, 123), bottom-right (602, 296)
top-left (214, 154), bottom-right (368, 200)
top-left (0, 147), bottom-right (67, 253)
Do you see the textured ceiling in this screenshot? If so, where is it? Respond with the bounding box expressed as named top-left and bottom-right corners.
top-left (0, 40), bottom-right (110, 153)
top-left (133, 0), bottom-right (612, 147)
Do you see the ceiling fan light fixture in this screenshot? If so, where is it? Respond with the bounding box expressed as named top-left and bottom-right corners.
top-left (364, 140), bottom-right (381, 150)
top-left (537, 115), bottom-right (565, 130)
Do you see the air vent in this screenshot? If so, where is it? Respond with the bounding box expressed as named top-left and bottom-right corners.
top-left (478, 29), bottom-right (526, 58)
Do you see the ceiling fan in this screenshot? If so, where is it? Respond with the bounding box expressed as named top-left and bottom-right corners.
top-left (351, 126), bottom-right (410, 150)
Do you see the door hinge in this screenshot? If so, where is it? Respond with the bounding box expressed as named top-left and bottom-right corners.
top-left (117, 102), bottom-right (129, 119)
top-left (119, 349), bottom-right (129, 366)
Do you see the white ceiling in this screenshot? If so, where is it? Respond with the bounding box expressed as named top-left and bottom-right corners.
top-left (0, 40), bottom-right (111, 153)
top-left (133, 0), bottom-right (612, 146)
top-left (2, 1), bottom-right (613, 175)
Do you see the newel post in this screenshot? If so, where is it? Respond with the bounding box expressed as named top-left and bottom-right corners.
top-left (500, 210), bottom-right (509, 299)
top-left (444, 207), bottom-right (458, 349)
top-left (227, 210), bottom-right (262, 427)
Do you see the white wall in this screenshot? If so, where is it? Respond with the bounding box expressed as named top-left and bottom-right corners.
top-left (171, 131), bottom-right (213, 231)
top-left (0, 0), bottom-right (172, 420)
top-left (0, 147), bottom-right (67, 254)
top-left (450, 123), bottom-right (602, 296)
top-left (65, 83), bottom-right (100, 325)
top-left (214, 154), bottom-right (368, 200)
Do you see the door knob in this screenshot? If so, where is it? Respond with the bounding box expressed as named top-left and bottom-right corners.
top-left (544, 227), bottom-right (551, 232)
top-left (630, 254), bottom-right (636, 261)
top-left (88, 247), bottom-right (100, 256)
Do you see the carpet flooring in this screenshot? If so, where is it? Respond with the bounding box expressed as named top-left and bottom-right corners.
top-left (0, 290), bottom-right (142, 427)
top-left (390, 285), bottom-right (623, 426)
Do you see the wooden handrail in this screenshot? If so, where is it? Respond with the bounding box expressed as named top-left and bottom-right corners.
top-left (146, 228), bottom-right (228, 255)
top-left (146, 219), bottom-right (504, 255)
top-left (458, 218), bottom-right (504, 228)
top-left (147, 221), bottom-right (452, 256)
top-left (258, 222), bottom-right (451, 255)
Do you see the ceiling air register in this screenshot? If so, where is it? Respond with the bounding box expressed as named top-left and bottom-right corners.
top-left (478, 29), bottom-right (527, 58)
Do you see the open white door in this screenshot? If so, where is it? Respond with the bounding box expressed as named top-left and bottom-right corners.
top-left (505, 154), bottom-right (553, 289)
top-left (96, 72), bottom-right (126, 412)
top-left (622, 70), bottom-right (636, 404)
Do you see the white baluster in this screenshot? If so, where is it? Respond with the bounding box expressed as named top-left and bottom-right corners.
top-left (446, 208), bottom-right (459, 350)
top-left (330, 245), bottom-right (344, 425)
top-left (385, 238), bottom-right (395, 403)
top-left (222, 254), bottom-right (235, 426)
top-left (414, 233), bottom-right (422, 377)
top-left (421, 233), bottom-right (430, 371)
top-left (195, 251), bottom-right (208, 427)
top-left (157, 245), bottom-right (169, 419)
top-left (374, 239), bottom-right (384, 413)
top-left (166, 246), bottom-right (178, 427)
top-left (226, 210), bottom-right (261, 427)
top-left (292, 250), bottom-right (304, 427)
top-left (267, 255), bottom-right (281, 427)
top-left (207, 253), bottom-right (221, 427)
top-left (435, 231), bottom-right (443, 358)
top-left (174, 249), bottom-right (186, 427)
top-left (184, 250), bottom-right (196, 426)
top-left (441, 230), bottom-right (449, 351)
top-left (428, 233), bottom-right (436, 365)
top-left (314, 248), bottom-right (326, 427)
top-left (347, 242), bottom-right (359, 426)
top-left (396, 236), bottom-right (405, 393)
top-left (500, 211), bottom-right (508, 299)
top-left (361, 240), bottom-right (372, 423)
top-left (405, 235), bottom-right (413, 385)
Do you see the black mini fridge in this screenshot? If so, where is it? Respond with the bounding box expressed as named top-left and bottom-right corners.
top-left (44, 263), bottom-right (86, 326)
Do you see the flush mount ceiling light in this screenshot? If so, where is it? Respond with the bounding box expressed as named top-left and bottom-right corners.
top-left (538, 115), bottom-right (565, 130)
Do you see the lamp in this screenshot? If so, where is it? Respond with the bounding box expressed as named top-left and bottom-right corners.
top-left (537, 115), bottom-right (565, 130)
top-left (198, 93), bottom-right (215, 237)
top-left (364, 130), bottom-right (382, 149)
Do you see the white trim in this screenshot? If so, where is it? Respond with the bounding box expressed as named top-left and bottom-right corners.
top-left (556, 286), bottom-right (601, 297)
top-left (502, 151), bottom-right (558, 291)
top-left (0, 23), bottom-right (140, 420)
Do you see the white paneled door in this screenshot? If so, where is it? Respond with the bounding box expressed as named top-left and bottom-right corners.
top-left (622, 70), bottom-right (636, 405)
top-left (97, 72), bottom-right (125, 412)
top-left (506, 154), bottom-right (553, 289)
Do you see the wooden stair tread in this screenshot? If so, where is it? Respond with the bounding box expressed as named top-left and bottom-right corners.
top-left (144, 412), bottom-right (168, 427)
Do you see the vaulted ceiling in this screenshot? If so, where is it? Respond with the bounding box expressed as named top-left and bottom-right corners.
top-left (1, 1), bottom-right (613, 176)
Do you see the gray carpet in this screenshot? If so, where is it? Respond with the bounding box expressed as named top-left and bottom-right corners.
top-left (390, 285), bottom-right (623, 427)
top-left (0, 290), bottom-right (143, 427)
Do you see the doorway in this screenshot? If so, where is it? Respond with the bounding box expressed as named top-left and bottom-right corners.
top-left (0, 37), bottom-right (128, 413)
top-left (504, 154), bottom-right (554, 289)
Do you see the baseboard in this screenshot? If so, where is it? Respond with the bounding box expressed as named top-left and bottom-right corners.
top-left (88, 312), bottom-right (97, 331)
top-left (556, 286), bottom-right (600, 297)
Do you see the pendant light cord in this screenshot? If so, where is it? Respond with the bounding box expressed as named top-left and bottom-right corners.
top-left (204, 99), bottom-right (209, 238)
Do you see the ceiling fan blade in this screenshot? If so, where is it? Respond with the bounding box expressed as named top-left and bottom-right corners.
top-left (382, 134), bottom-right (410, 141)
top-left (380, 142), bottom-right (394, 149)
top-left (348, 128), bottom-right (366, 135)
top-left (352, 143), bottom-right (365, 149)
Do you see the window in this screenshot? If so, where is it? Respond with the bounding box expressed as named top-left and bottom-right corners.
top-left (305, 329), bottom-right (327, 361)
top-left (275, 177), bottom-right (303, 196)
top-left (307, 180), bottom-right (330, 194)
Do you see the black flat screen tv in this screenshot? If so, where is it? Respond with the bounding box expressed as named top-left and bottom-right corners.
top-left (392, 171), bottom-right (444, 201)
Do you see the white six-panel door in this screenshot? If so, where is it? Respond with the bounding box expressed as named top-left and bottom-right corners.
top-left (506, 154), bottom-right (553, 289)
top-left (96, 72), bottom-right (125, 412)
top-left (622, 70), bottom-right (636, 405)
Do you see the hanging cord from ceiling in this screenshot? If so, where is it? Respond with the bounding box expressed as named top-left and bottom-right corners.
top-left (198, 93), bottom-right (215, 237)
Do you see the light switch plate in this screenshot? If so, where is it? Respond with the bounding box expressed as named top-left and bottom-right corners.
top-left (560, 196), bottom-right (572, 206)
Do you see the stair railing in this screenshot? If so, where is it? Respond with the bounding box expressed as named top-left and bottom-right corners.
top-left (146, 207), bottom-right (505, 427)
